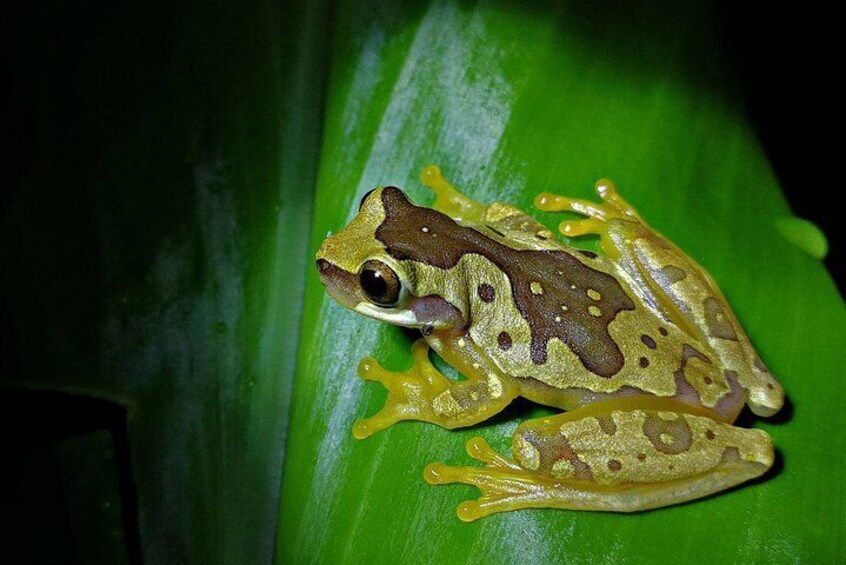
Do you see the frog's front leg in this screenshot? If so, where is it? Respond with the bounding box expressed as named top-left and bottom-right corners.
top-left (421, 165), bottom-right (553, 239)
top-left (425, 398), bottom-right (774, 521)
top-left (420, 165), bottom-right (489, 223)
top-left (353, 337), bottom-right (518, 439)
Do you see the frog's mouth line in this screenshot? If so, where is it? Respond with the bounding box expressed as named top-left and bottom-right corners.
top-left (354, 303), bottom-right (418, 327)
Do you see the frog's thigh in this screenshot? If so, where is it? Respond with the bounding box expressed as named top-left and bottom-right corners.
top-left (354, 339), bottom-right (517, 439)
top-left (426, 402), bottom-right (773, 520)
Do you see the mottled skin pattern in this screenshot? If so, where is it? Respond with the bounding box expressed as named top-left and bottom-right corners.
top-left (315, 166), bottom-right (783, 521)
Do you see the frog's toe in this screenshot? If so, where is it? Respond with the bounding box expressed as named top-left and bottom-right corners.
top-left (594, 178), bottom-right (642, 219)
top-left (352, 408), bottom-right (405, 439)
top-left (421, 164), bottom-right (444, 186)
top-left (465, 436), bottom-right (496, 463)
top-left (558, 218), bottom-right (605, 237)
top-left (594, 178), bottom-right (618, 198)
top-left (534, 192), bottom-right (571, 212)
top-left (358, 357), bottom-right (400, 386)
top-left (352, 418), bottom-right (377, 440)
top-left (357, 357), bottom-right (382, 380)
top-left (456, 500), bottom-right (485, 522)
top-left (465, 436), bottom-right (522, 469)
top-left (423, 461), bottom-right (487, 487)
top-left (423, 462), bottom-right (453, 485)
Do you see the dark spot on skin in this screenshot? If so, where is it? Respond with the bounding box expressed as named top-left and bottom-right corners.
top-left (703, 296), bottom-right (739, 341)
top-left (673, 368), bottom-right (701, 406)
top-left (577, 250), bottom-right (598, 259)
top-left (641, 334), bottom-right (657, 349)
top-left (706, 430), bottom-right (716, 440)
top-left (720, 446), bottom-right (741, 463)
top-left (497, 331), bottom-right (513, 351)
top-left (596, 416), bottom-right (617, 435)
top-left (639, 356), bottom-right (650, 368)
top-left (486, 225), bottom-right (505, 237)
top-left (376, 187), bottom-right (636, 378)
top-left (421, 324), bottom-right (434, 336)
top-left (681, 344), bottom-right (709, 364)
top-left (712, 371), bottom-right (746, 422)
top-left (517, 429), bottom-right (594, 481)
top-left (607, 459), bottom-right (622, 471)
top-left (477, 283), bottom-right (495, 303)
top-left (673, 344), bottom-right (737, 413)
top-left (643, 413), bottom-right (693, 454)
top-left (767, 383), bottom-right (774, 390)
top-left (408, 295), bottom-right (464, 329)
top-left (637, 453), bottom-right (647, 461)
top-left (658, 327), bottom-right (668, 336)
top-left (659, 264), bottom-right (687, 284)
top-left (535, 233), bottom-right (549, 241)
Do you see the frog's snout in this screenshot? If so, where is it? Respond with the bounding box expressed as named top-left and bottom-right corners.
top-left (316, 257), bottom-right (360, 310)
top-left (316, 258), bottom-right (331, 275)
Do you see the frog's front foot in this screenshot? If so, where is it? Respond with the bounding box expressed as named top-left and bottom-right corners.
top-left (354, 338), bottom-right (518, 439)
top-left (353, 339), bottom-right (451, 439)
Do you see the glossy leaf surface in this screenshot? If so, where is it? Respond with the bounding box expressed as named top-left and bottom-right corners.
top-left (278, 1), bottom-right (845, 563)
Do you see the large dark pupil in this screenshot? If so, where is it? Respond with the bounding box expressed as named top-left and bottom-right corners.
top-left (360, 268), bottom-right (388, 302)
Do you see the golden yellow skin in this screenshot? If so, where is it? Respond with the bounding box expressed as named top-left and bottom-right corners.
top-left (315, 166), bottom-right (783, 521)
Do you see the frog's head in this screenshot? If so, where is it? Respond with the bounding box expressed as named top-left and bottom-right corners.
top-left (316, 186), bottom-right (465, 331)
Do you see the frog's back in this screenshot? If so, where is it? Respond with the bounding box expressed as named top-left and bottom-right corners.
top-left (375, 189), bottom-right (745, 420)
top-left (457, 229), bottom-right (741, 419)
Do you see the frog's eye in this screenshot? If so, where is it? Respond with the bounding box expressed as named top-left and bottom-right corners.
top-left (359, 259), bottom-right (403, 307)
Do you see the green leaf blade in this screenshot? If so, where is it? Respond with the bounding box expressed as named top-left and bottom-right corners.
top-left (279, 1), bottom-right (846, 563)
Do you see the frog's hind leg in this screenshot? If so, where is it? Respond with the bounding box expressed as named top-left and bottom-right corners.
top-left (536, 179), bottom-right (784, 417)
top-left (536, 178), bottom-right (642, 224)
top-left (534, 179), bottom-right (646, 251)
top-left (425, 398), bottom-right (774, 520)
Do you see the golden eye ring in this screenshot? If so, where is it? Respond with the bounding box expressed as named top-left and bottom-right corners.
top-left (359, 259), bottom-right (402, 307)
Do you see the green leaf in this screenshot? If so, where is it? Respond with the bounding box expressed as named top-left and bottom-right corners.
top-left (278, 1), bottom-right (846, 564)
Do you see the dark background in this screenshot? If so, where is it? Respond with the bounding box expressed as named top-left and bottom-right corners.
top-left (728, 4), bottom-right (843, 295)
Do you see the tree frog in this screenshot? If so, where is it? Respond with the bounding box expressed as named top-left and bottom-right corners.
top-left (315, 166), bottom-right (783, 521)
